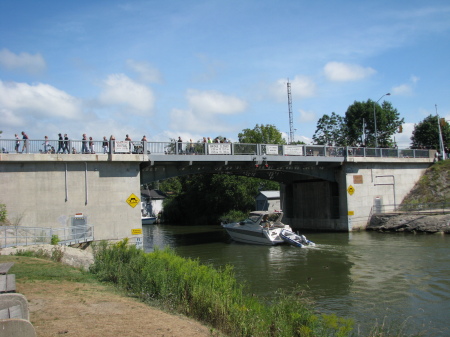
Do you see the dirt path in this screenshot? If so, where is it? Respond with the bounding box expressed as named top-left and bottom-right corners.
top-left (17, 280), bottom-right (215, 337)
top-left (1, 245), bottom-right (218, 337)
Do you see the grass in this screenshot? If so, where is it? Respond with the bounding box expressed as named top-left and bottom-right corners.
top-left (0, 255), bottom-right (96, 284)
top-left (89, 239), bottom-right (354, 337)
top-left (1, 245), bottom-right (426, 337)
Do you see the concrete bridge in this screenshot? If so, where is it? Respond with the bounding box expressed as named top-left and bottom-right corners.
top-left (0, 139), bottom-right (435, 243)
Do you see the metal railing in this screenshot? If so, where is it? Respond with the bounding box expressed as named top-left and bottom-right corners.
top-left (0, 225), bottom-right (94, 248)
top-left (372, 202), bottom-right (450, 215)
top-left (0, 139), bottom-right (432, 159)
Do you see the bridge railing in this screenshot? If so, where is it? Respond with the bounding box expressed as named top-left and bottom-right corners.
top-left (0, 139), bottom-right (432, 158)
top-left (373, 202), bottom-right (450, 215)
top-left (0, 225), bottom-right (94, 248)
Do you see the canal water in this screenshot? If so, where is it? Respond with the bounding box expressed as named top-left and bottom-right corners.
top-left (143, 225), bottom-right (450, 336)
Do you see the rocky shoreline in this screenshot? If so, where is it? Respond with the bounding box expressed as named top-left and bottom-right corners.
top-left (367, 213), bottom-right (450, 234)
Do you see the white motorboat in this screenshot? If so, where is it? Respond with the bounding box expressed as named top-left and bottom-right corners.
top-left (280, 229), bottom-right (315, 248)
top-left (221, 210), bottom-right (292, 245)
top-left (142, 216), bottom-right (157, 225)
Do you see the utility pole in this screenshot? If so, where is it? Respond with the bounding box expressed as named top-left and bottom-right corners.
top-left (287, 79), bottom-right (294, 144)
top-left (436, 104), bottom-right (446, 160)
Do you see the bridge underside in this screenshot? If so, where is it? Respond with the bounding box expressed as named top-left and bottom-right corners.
top-left (140, 155), bottom-right (343, 184)
top-left (140, 156), bottom-right (348, 231)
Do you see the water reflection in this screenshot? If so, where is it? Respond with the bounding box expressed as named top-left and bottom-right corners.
top-left (143, 225), bottom-right (450, 336)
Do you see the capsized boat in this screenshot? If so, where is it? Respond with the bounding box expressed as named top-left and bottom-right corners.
top-left (280, 229), bottom-right (315, 248)
top-left (221, 210), bottom-right (292, 245)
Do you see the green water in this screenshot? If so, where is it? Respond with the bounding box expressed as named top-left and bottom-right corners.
top-left (143, 225), bottom-right (450, 336)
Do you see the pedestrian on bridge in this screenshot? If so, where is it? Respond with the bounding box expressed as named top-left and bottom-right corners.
top-left (15, 134), bottom-right (20, 153)
top-left (57, 133), bottom-right (64, 153)
top-left (63, 134), bottom-right (69, 154)
top-left (81, 134), bottom-right (89, 154)
top-left (21, 131), bottom-right (29, 153)
top-left (89, 137), bottom-right (95, 154)
top-left (102, 136), bottom-right (109, 154)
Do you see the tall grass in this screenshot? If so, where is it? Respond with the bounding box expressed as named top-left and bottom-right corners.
top-left (90, 239), bottom-right (354, 337)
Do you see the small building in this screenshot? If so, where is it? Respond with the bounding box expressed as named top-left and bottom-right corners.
top-left (255, 191), bottom-right (280, 211)
top-left (140, 189), bottom-right (166, 217)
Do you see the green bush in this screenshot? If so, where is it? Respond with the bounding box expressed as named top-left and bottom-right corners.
top-left (90, 240), bottom-right (354, 337)
top-left (51, 235), bottom-right (60, 245)
top-left (0, 204), bottom-right (7, 223)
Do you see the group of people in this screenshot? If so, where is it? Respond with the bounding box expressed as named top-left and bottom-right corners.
top-left (12, 133), bottom-right (148, 154)
top-left (14, 131), bottom-right (29, 153)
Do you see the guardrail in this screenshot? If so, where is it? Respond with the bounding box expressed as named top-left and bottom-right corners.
top-left (0, 225), bottom-right (94, 248)
top-left (373, 202), bottom-right (450, 215)
top-left (0, 139), bottom-right (432, 158)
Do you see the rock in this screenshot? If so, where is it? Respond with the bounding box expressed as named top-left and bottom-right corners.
top-left (0, 244), bottom-right (94, 270)
top-left (367, 213), bottom-right (450, 233)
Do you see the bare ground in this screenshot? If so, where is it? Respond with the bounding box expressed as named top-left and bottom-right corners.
top-left (1, 245), bottom-right (218, 337)
top-left (17, 280), bottom-right (215, 337)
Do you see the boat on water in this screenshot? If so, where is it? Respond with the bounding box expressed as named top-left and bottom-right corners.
top-left (142, 216), bottom-right (157, 225)
top-left (280, 229), bottom-right (315, 248)
top-left (221, 210), bottom-right (292, 245)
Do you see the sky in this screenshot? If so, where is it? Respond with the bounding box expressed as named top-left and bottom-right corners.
top-left (1, 0), bottom-right (449, 147)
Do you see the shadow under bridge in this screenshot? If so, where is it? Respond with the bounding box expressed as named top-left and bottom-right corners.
top-left (139, 154), bottom-right (344, 184)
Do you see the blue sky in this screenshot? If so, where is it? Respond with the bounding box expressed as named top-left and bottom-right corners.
top-left (1, 0), bottom-right (449, 147)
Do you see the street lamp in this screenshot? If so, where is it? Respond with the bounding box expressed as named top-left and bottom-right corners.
top-left (373, 93), bottom-right (390, 148)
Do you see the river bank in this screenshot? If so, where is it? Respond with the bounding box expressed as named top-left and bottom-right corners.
top-left (367, 213), bottom-right (450, 233)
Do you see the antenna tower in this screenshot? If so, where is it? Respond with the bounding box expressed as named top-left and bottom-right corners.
top-left (287, 79), bottom-right (294, 144)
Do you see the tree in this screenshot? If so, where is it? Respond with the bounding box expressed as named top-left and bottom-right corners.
top-left (410, 115), bottom-right (450, 149)
top-left (162, 174), bottom-right (279, 225)
top-left (238, 124), bottom-right (286, 144)
top-left (312, 112), bottom-right (346, 146)
top-left (344, 99), bottom-right (403, 147)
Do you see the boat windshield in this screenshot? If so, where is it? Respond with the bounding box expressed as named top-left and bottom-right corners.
top-left (268, 212), bottom-right (282, 223)
top-left (247, 212), bottom-right (283, 224)
top-left (247, 214), bottom-right (261, 223)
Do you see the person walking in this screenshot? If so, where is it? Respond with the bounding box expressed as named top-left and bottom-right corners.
top-left (177, 136), bottom-right (183, 154)
top-left (15, 134), bottom-right (20, 153)
top-left (63, 134), bottom-right (69, 154)
top-left (102, 136), bottom-right (109, 154)
top-left (81, 134), bottom-right (89, 154)
top-left (43, 136), bottom-right (50, 153)
top-left (21, 131), bottom-right (29, 153)
top-left (57, 133), bottom-right (64, 153)
top-left (89, 137), bottom-right (95, 154)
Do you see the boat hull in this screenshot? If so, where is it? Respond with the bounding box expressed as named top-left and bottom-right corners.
top-left (223, 226), bottom-right (285, 245)
top-left (142, 217), bottom-right (156, 225)
top-left (280, 229), bottom-right (315, 247)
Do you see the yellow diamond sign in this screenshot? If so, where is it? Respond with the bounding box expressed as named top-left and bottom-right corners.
top-left (126, 193), bottom-right (140, 208)
top-left (347, 185), bottom-right (355, 195)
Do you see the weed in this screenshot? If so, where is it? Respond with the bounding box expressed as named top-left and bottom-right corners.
top-left (51, 235), bottom-right (60, 245)
top-left (51, 246), bottom-right (64, 262)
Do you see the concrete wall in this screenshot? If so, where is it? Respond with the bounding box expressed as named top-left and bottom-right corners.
top-left (0, 154), bottom-right (143, 241)
top-left (343, 159), bottom-right (431, 230)
top-left (282, 159), bottom-right (432, 232)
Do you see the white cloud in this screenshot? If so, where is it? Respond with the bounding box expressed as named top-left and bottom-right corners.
top-left (324, 62), bottom-right (376, 82)
top-left (0, 49), bottom-right (46, 74)
top-left (0, 80), bottom-right (81, 128)
top-left (186, 89), bottom-right (247, 115)
top-left (271, 76), bottom-right (317, 102)
top-left (392, 84), bottom-right (413, 96)
top-left (298, 109), bottom-right (316, 123)
top-left (170, 90), bottom-right (247, 133)
top-left (98, 74), bottom-right (155, 114)
top-left (126, 59), bottom-right (163, 83)
top-left (391, 75), bottom-right (419, 96)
